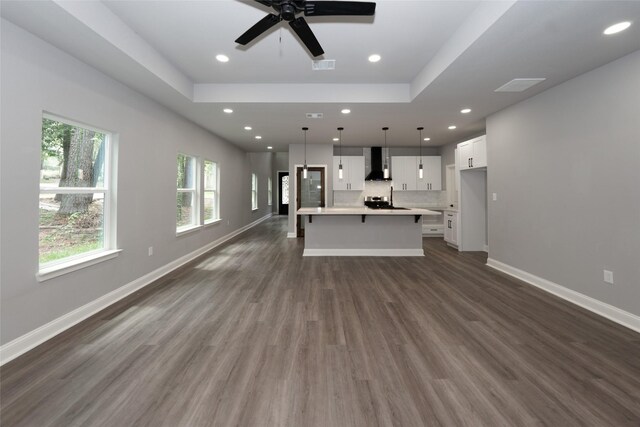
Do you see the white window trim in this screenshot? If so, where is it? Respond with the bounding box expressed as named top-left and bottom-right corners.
top-left (38, 114), bottom-right (117, 277)
top-left (37, 249), bottom-right (122, 282)
top-left (176, 224), bottom-right (203, 237)
top-left (203, 159), bottom-right (220, 224)
top-left (268, 177), bottom-right (273, 206)
top-left (176, 153), bottom-right (200, 232)
top-left (251, 173), bottom-right (258, 211)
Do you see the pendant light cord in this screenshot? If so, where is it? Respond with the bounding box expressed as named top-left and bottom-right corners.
top-left (302, 127), bottom-right (308, 165)
top-left (418, 127), bottom-right (424, 162)
top-left (383, 127), bottom-right (389, 165)
top-left (338, 127), bottom-right (343, 163)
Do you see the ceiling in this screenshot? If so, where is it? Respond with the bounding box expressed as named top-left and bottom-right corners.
top-left (2, 0), bottom-right (640, 152)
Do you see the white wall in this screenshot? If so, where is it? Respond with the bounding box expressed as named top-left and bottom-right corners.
top-left (0, 20), bottom-right (271, 345)
top-left (487, 49), bottom-right (640, 317)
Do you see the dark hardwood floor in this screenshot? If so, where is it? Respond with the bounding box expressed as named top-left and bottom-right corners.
top-left (2, 216), bottom-right (639, 426)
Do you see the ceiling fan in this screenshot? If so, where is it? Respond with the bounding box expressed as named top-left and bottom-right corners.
top-left (235, 0), bottom-right (376, 57)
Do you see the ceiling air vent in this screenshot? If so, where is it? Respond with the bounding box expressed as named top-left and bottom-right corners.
top-left (306, 113), bottom-right (324, 119)
top-left (312, 59), bottom-right (336, 71)
top-left (495, 78), bottom-right (546, 92)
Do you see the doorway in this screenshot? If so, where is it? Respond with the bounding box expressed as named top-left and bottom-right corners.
top-left (278, 171), bottom-right (289, 215)
top-left (296, 166), bottom-right (325, 237)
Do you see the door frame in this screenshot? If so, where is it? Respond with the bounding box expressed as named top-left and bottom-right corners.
top-left (277, 170), bottom-right (289, 215)
top-left (293, 164), bottom-right (327, 237)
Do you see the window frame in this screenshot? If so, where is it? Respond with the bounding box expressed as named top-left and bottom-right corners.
top-left (37, 113), bottom-right (119, 281)
top-left (251, 173), bottom-right (258, 211)
top-left (176, 153), bottom-right (200, 234)
top-left (203, 159), bottom-right (220, 225)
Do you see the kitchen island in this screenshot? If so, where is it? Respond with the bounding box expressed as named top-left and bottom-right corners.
top-left (297, 207), bottom-right (441, 256)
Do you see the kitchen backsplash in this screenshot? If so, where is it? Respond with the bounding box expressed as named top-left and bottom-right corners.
top-left (334, 181), bottom-right (448, 207)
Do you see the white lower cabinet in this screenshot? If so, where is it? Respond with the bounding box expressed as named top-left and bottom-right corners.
top-left (422, 211), bottom-right (444, 235)
top-left (444, 210), bottom-right (458, 247)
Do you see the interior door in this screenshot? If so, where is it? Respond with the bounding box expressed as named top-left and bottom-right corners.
top-left (278, 171), bottom-right (289, 215)
top-left (296, 166), bottom-right (325, 237)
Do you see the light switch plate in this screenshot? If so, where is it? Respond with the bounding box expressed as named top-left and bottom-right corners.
top-left (492, 192), bottom-right (497, 201)
top-left (603, 270), bottom-right (614, 284)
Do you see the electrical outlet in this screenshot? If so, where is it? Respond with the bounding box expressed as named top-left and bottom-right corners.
top-left (492, 192), bottom-right (497, 201)
top-left (148, 246), bottom-right (153, 257)
top-left (603, 269), bottom-right (614, 284)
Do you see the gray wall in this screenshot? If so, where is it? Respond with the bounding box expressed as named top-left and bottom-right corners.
top-left (0, 20), bottom-right (271, 344)
top-left (487, 49), bottom-right (640, 316)
top-left (438, 141), bottom-right (457, 190)
top-left (247, 152), bottom-right (274, 219)
top-left (272, 152), bottom-right (289, 213)
top-left (288, 143), bottom-right (334, 235)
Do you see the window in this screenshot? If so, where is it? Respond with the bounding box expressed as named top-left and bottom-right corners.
top-left (39, 114), bottom-right (114, 269)
top-left (177, 154), bottom-right (199, 231)
top-left (204, 160), bottom-right (219, 223)
top-left (268, 177), bottom-right (273, 206)
top-left (251, 173), bottom-right (258, 210)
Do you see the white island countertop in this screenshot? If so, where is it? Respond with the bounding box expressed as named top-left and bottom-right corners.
top-left (297, 207), bottom-right (441, 216)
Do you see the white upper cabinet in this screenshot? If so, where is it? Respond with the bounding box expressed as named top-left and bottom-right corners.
top-left (458, 135), bottom-right (487, 170)
top-left (391, 156), bottom-right (417, 191)
top-left (333, 156), bottom-right (364, 191)
top-left (417, 156), bottom-right (442, 191)
top-left (393, 156), bottom-right (441, 191)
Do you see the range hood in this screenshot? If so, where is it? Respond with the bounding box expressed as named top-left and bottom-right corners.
top-left (365, 147), bottom-right (391, 181)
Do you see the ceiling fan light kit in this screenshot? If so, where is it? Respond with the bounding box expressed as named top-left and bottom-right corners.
top-left (235, 0), bottom-right (376, 57)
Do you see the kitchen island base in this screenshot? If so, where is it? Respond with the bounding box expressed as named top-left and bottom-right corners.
top-left (301, 213), bottom-right (426, 256)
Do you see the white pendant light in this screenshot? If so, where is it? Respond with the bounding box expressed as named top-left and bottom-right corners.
top-left (382, 127), bottom-right (390, 179)
top-left (337, 127), bottom-right (344, 180)
top-left (417, 127), bottom-right (424, 179)
top-left (302, 127), bottom-right (308, 179)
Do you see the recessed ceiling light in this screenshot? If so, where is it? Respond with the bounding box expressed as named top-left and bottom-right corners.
top-left (223, 108), bottom-right (233, 113)
top-left (244, 126), bottom-right (252, 130)
top-left (603, 21), bottom-right (631, 35)
top-left (460, 108), bottom-right (471, 114)
top-left (216, 54), bottom-right (229, 63)
top-left (333, 137), bottom-right (339, 141)
top-left (423, 137), bottom-right (431, 141)
top-left (368, 54), bottom-right (381, 63)
top-left (267, 146), bottom-right (273, 150)
top-left (255, 135), bottom-right (262, 140)
top-left (341, 109), bottom-right (351, 114)
top-left (448, 125), bottom-right (457, 130)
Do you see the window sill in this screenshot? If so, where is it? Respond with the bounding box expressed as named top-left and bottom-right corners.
top-left (252, 208), bottom-right (258, 211)
top-left (176, 224), bottom-right (202, 237)
top-left (204, 218), bottom-right (222, 226)
top-left (37, 249), bottom-right (122, 282)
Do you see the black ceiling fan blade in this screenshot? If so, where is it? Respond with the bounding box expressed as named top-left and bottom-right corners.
top-left (235, 13), bottom-right (281, 45)
top-left (289, 17), bottom-right (324, 57)
top-left (254, 0), bottom-right (274, 6)
top-left (304, 1), bottom-right (376, 16)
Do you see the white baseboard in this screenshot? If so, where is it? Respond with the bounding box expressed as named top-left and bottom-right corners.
top-left (486, 258), bottom-right (640, 334)
top-left (287, 232), bottom-right (297, 239)
top-left (483, 244), bottom-right (489, 253)
top-left (0, 213), bottom-right (273, 366)
top-left (304, 248), bottom-right (424, 257)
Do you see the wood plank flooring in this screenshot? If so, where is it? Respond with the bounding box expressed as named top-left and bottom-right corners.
top-left (2, 216), bottom-right (640, 426)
